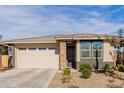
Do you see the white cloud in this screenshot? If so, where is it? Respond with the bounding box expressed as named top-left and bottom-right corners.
top-left (0, 6), bottom-right (123, 40)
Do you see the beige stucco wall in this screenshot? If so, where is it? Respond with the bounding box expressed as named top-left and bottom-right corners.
top-left (75, 40), bottom-right (114, 63)
top-left (15, 43), bottom-right (59, 69)
top-left (15, 43), bottom-right (57, 48)
top-left (15, 47), bottom-right (17, 68)
top-left (103, 42), bottom-right (114, 62)
top-left (13, 40), bottom-right (114, 69)
top-left (76, 40), bottom-right (80, 62)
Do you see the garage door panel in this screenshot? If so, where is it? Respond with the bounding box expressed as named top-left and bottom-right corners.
top-left (17, 47), bottom-right (59, 69)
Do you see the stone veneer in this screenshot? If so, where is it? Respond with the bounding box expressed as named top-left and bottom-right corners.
top-left (59, 40), bottom-right (67, 69)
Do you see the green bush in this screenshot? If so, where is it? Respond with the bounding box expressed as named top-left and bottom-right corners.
top-left (101, 64), bottom-right (115, 75)
top-left (79, 63), bottom-right (92, 79)
top-left (61, 68), bottom-right (72, 83)
top-left (101, 64), bottom-right (110, 73)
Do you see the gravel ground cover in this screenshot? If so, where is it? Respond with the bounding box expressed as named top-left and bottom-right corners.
top-left (48, 71), bottom-right (124, 88)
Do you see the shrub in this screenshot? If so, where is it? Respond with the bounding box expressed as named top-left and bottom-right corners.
top-left (101, 64), bottom-right (115, 75)
top-left (79, 63), bottom-right (92, 79)
top-left (101, 64), bottom-right (110, 73)
top-left (61, 68), bottom-right (72, 83)
top-left (117, 64), bottom-right (124, 72)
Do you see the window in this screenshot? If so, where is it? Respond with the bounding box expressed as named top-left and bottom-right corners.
top-left (28, 48), bottom-right (37, 50)
top-left (48, 48), bottom-right (56, 50)
top-left (81, 42), bottom-right (91, 58)
top-left (18, 48), bottom-right (27, 50)
top-left (92, 42), bottom-right (102, 59)
top-left (80, 41), bottom-right (103, 59)
top-left (38, 48), bottom-right (46, 50)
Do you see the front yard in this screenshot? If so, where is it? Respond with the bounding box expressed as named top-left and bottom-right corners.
top-left (48, 71), bottom-right (124, 88)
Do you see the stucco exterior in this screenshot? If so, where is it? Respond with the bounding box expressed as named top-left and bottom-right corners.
top-left (75, 40), bottom-right (80, 62)
top-left (15, 43), bottom-right (58, 48)
top-left (3, 33), bottom-right (117, 69)
top-left (9, 41), bottom-right (114, 69)
top-left (103, 42), bottom-right (114, 62)
top-left (75, 41), bottom-right (114, 69)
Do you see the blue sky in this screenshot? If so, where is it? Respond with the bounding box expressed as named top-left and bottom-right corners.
top-left (0, 5), bottom-right (124, 40)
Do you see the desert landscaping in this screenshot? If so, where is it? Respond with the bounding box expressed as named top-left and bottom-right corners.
top-left (48, 70), bottom-right (124, 88)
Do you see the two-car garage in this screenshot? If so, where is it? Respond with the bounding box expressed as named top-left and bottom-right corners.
top-left (15, 44), bottom-right (59, 69)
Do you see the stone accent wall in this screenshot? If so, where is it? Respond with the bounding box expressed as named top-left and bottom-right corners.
top-left (59, 40), bottom-right (67, 69)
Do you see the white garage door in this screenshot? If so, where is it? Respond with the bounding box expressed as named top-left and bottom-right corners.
top-left (16, 47), bottom-right (59, 69)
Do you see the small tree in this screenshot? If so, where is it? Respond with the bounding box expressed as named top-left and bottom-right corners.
top-left (0, 45), bottom-right (8, 55)
top-left (0, 35), bottom-right (8, 55)
top-left (107, 29), bottom-right (124, 78)
top-left (107, 29), bottom-right (124, 64)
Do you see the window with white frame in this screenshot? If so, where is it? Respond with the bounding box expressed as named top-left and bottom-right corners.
top-left (92, 42), bottom-right (103, 59)
top-left (81, 41), bottom-right (91, 58)
top-left (48, 48), bottom-right (56, 50)
top-left (38, 48), bottom-right (47, 50)
top-left (28, 48), bottom-right (37, 50)
top-left (81, 41), bottom-right (103, 59)
top-left (18, 48), bottom-right (27, 50)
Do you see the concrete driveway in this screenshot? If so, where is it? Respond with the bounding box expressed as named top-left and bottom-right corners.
top-left (0, 68), bottom-right (57, 88)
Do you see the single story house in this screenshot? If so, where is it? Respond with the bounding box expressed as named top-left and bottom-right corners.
top-left (3, 33), bottom-right (116, 69)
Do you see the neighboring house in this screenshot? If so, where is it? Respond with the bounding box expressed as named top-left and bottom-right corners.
top-left (2, 33), bottom-right (116, 69)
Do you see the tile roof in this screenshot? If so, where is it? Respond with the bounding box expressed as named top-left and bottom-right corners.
top-left (2, 33), bottom-right (119, 44)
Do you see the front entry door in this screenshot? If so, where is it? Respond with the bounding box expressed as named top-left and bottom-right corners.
top-left (67, 46), bottom-right (76, 68)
